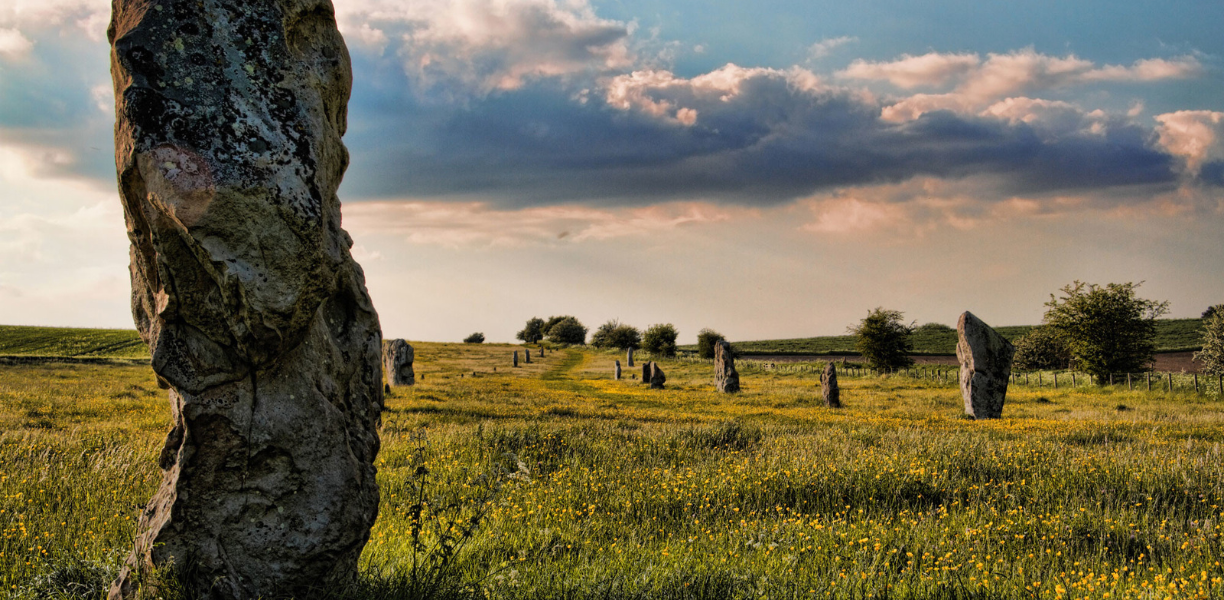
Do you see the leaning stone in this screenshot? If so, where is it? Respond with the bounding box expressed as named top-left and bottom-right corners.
top-left (821, 362), bottom-right (841, 408)
top-left (650, 362), bottom-right (667, 389)
top-left (714, 340), bottom-right (740, 393)
top-left (383, 339), bottom-right (415, 386)
top-left (957, 311), bottom-right (1015, 419)
top-left (627, 347), bottom-right (634, 367)
top-left (614, 360), bottom-right (622, 380)
top-left (108, 2), bottom-right (381, 597)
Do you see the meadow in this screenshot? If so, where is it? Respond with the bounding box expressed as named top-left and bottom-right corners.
top-left (3, 342), bottom-right (1224, 599)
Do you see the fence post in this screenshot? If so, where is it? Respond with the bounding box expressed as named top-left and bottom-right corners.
top-left (1109, 373), bottom-right (1114, 386)
top-left (1147, 371), bottom-right (1151, 392)
top-left (1127, 373), bottom-right (1132, 391)
top-left (1168, 373), bottom-right (1173, 392)
top-left (1194, 373), bottom-right (1199, 394)
top-left (1071, 372), bottom-right (1076, 387)
top-left (1038, 373), bottom-right (1043, 386)
top-left (1053, 372), bottom-right (1058, 390)
top-left (1025, 372), bottom-right (1029, 385)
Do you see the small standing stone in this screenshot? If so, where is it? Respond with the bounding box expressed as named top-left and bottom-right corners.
top-left (627, 348), bottom-right (634, 367)
top-left (524, 348), bottom-right (532, 364)
top-left (539, 347), bottom-right (544, 358)
top-left (384, 339), bottom-right (415, 386)
top-left (614, 360), bottom-right (622, 380)
top-left (821, 362), bottom-right (841, 408)
top-left (714, 340), bottom-right (739, 393)
top-left (513, 351), bottom-right (519, 367)
top-left (956, 311), bottom-right (1015, 419)
top-left (650, 362), bottom-right (666, 389)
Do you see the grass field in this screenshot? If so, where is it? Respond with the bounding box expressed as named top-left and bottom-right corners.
top-left (3, 342), bottom-right (1224, 599)
top-left (0, 326), bottom-right (147, 360)
top-left (710, 319), bottom-right (1207, 356)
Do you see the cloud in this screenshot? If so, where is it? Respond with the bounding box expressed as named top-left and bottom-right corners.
top-left (336, 0), bottom-right (633, 95)
top-left (341, 200), bottom-right (741, 248)
top-left (807, 36), bottom-right (857, 60)
top-left (1154, 110), bottom-right (1224, 176)
top-left (844, 49), bottom-right (1202, 121)
top-left (0, 28), bottom-right (33, 59)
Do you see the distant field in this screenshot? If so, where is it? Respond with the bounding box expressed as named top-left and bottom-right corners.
top-left (691, 318), bottom-right (1207, 356)
top-left (0, 325), bottom-right (148, 359)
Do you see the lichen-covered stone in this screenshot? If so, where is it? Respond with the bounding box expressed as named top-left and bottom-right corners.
top-left (650, 362), bottom-right (666, 389)
top-left (957, 311), bottom-right (1015, 419)
top-left (714, 340), bottom-right (739, 393)
top-left (383, 339), bottom-right (414, 386)
top-left (108, 1), bottom-right (380, 597)
top-left (614, 360), bottom-right (621, 380)
top-left (821, 362), bottom-right (840, 408)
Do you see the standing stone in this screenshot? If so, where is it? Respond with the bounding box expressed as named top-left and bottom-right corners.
top-left (957, 311), bottom-right (1015, 419)
top-left (513, 351), bottom-right (519, 367)
top-left (383, 339), bottom-right (415, 386)
top-left (108, 2), bottom-right (381, 598)
top-left (614, 360), bottom-right (622, 380)
top-left (650, 362), bottom-right (666, 389)
top-left (627, 347), bottom-right (634, 367)
top-left (642, 362), bottom-right (651, 383)
top-left (714, 340), bottom-right (739, 393)
top-left (524, 347), bottom-right (531, 363)
top-left (821, 362), bottom-right (841, 408)
top-left (539, 347), bottom-right (544, 358)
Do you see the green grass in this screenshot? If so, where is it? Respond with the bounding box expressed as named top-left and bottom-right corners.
top-left (704, 319), bottom-right (1206, 356)
top-left (0, 325), bottom-right (147, 359)
top-left (4, 343), bottom-right (1224, 599)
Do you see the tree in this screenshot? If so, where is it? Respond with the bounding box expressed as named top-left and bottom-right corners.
top-left (542, 316), bottom-right (572, 336)
top-left (463, 332), bottom-right (485, 344)
top-left (849, 307), bottom-right (914, 371)
top-left (1042, 281), bottom-right (1169, 382)
top-left (590, 320), bottom-right (641, 349)
top-left (1012, 326), bottom-right (1071, 370)
top-left (516, 318), bottom-right (546, 344)
top-left (545, 316), bottom-right (587, 345)
top-left (914, 322), bottom-right (954, 334)
top-left (1203, 305), bottom-right (1224, 320)
top-left (1195, 312), bottom-right (1224, 376)
top-left (641, 324), bottom-right (678, 357)
top-left (696, 329), bottom-right (726, 359)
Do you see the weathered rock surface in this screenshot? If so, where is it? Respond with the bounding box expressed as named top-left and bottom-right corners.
top-left (957, 311), bottom-right (1015, 419)
top-left (614, 360), bottom-right (621, 380)
top-left (108, 1), bottom-right (381, 598)
top-left (714, 340), bottom-right (739, 393)
top-left (821, 362), bottom-right (840, 408)
top-left (513, 351), bottom-right (519, 367)
top-left (383, 339), bottom-right (414, 386)
top-left (642, 362), bottom-right (651, 383)
top-left (627, 348), bottom-right (634, 367)
top-left (650, 362), bottom-right (666, 389)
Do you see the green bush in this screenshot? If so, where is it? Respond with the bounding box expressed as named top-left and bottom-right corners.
top-left (696, 329), bottom-right (726, 359)
top-left (914, 322), bottom-right (954, 334)
top-left (849, 307), bottom-right (914, 371)
top-left (463, 332), bottom-right (485, 344)
top-left (1196, 313), bottom-right (1224, 376)
top-left (589, 320), bottom-right (641, 350)
top-left (1042, 281), bottom-right (1168, 382)
top-left (641, 324), bottom-right (678, 357)
top-left (1203, 305), bottom-right (1224, 319)
top-left (545, 317), bottom-right (587, 345)
top-left (1012, 326), bottom-right (1070, 370)
top-left (516, 318), bottom-right (546, 344)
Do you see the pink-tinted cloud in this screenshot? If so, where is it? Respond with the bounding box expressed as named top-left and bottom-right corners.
top-left (1154, 111), bottom-right (1224, 175)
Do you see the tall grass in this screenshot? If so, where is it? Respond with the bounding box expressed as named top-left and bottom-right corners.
top-left (3, 343), bottom-right (1224, 598)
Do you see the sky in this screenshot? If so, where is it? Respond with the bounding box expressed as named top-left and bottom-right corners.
top-left (1, 0), bottom-right (1222, 344)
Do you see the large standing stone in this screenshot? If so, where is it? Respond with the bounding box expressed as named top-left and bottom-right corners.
top-left (108, 2), bottom-right (381, 598)
top-left (614, 360), bottom-right (622, 380)
top-left (957, 311), bottom-right (1015, 419)
top-left (627, 347), bottom-right (634, 367)
top-left (524, 348), bottom-right (531, 364)
top-left (383, 339), bottom-right (414, 386)
top-left (714, 340), bottom-right (739, 393)
top-left (513, 351), bottom-right (519, 367)
top-left (650, 362), bottom-right (666, 389)
top-left (642, 362), bottom-right (651, 383)
top-left (821, 362), bottom-right (841, 408)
